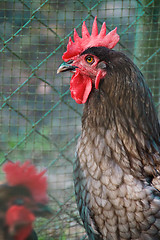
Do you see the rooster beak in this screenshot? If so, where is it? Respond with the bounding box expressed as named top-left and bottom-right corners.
top-left (57, 62), bottom-right (77, 74)
top-left (33, 203), bottom-right (53, 217)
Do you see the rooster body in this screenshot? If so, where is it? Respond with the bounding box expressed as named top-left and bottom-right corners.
top-left (74, 67), bottom-right (160, 239)
top-left (58, 18), bottom-right (160, 240)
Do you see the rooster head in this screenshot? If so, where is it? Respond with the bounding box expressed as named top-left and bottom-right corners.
top-left (57, 17), bottom-right (119, 104)
top-left (3, 161), bottom-right (48, 204)
top-left (1, 161), bottom-right (51, 240)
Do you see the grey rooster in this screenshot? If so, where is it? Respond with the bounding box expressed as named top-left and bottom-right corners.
top-left (57, 17), bottom-right (160, 240)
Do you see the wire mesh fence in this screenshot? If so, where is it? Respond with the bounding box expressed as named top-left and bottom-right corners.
top-left (0, 0), bottom-right (159, 239)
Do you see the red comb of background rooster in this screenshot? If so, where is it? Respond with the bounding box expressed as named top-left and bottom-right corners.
top-left (3, 161), bottom-right (48, 203)
top-left (62, 16), bottom-right (120, 61)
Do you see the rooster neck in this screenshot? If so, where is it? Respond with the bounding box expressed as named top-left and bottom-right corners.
top-left (82, 89), bottom-right (113, 129)
top-left (80, 86), bottom-right (160, 179)
top-left (82, 73), bottom-right (160, 140)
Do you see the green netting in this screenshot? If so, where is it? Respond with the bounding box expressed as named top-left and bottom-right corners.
top-left (0, 0), bottom-right (159, 239)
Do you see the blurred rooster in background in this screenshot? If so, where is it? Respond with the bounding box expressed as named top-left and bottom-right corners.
top-left (57, 17), bottom-right (160, 240)
top-left (0, 161), bottom-right (50, 240)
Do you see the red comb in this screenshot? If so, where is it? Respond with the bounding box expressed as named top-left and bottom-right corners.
top-left (3, 161), bottom-right (48, 204)
top-left (62, 16), bottom-right (120, 61)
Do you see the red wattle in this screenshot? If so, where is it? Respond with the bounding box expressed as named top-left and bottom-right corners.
top-left (70, 69), bottom-right (92, 104)
top-left (95, 70), bottom-right (107, 89)
top-left (5, 205), bottom-right (35, 240)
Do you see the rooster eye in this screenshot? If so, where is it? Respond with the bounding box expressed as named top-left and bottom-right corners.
top-left (85, 56), bottom-right (94, 64)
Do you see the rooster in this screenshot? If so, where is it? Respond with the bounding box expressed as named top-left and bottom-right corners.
top-left (0, 161), bottom-right (50, 240)
top-left (57, 17), bottom-right (160, 240)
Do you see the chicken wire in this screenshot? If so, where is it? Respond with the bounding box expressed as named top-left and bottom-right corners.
top-left (0, 0), bottom-right (159, 239)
